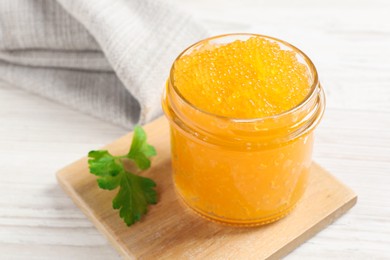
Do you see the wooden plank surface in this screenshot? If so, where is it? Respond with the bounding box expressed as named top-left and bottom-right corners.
top-left (57, 116), bottom-right (356, 259)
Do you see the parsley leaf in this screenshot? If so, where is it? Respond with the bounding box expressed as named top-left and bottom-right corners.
top-left (128, 126), bottom-right (157, 170)
top-left (113, 173), bottom-right (157, 225)
top-left (88, 126), bottom-right (157, 226)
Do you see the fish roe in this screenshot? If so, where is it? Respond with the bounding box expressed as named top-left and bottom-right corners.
top-left (163, 34), bottom-right (325, 226)
top-left (173, 36), bottom-right (311, 118)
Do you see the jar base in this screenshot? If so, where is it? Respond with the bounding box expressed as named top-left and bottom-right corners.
top-left (176, 190), bottom-right (298, 227)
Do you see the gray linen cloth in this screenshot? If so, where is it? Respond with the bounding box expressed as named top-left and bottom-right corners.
top-left (0, 0), bottom-right (207, 128)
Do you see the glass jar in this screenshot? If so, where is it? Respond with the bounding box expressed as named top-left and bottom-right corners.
top-left (162, 34), bottom-right (325, 226)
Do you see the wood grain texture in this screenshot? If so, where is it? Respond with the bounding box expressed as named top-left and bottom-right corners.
top-left (1, 0), bottom-right (390, 259)
top-left (57, 116), bottom-right (357, 259)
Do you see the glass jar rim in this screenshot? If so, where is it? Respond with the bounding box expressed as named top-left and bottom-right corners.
top-left (169, 33), bottom-right (319, 123)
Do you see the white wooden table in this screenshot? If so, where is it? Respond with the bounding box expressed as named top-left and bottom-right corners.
top-left (1, 0), bottom-right (389, 259)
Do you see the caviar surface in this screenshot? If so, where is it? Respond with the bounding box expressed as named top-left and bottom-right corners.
top-left (173, 36), bottom-right (311, 118)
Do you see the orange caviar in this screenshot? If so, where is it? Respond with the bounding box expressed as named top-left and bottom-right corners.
top-left (163, 34), bottom-right (325, 226)
top-left (173, 37), bottom-right (310, 118)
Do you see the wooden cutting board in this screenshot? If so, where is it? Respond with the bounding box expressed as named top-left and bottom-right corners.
top-left (57, 116), bottom-right (357, 259)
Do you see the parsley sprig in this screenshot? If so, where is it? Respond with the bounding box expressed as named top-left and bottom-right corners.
top-left (88, 126), bottom-right (157, 226)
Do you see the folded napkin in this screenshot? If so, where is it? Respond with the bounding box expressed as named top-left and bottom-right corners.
top-left (0, 0), bottom-right (207, 128)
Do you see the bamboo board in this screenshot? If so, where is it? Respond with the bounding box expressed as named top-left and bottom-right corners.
top-left (57, 116), bottom-right (357, 259)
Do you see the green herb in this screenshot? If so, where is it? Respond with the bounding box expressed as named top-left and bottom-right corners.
top-left (88, 126), bottom-right (157, 226)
